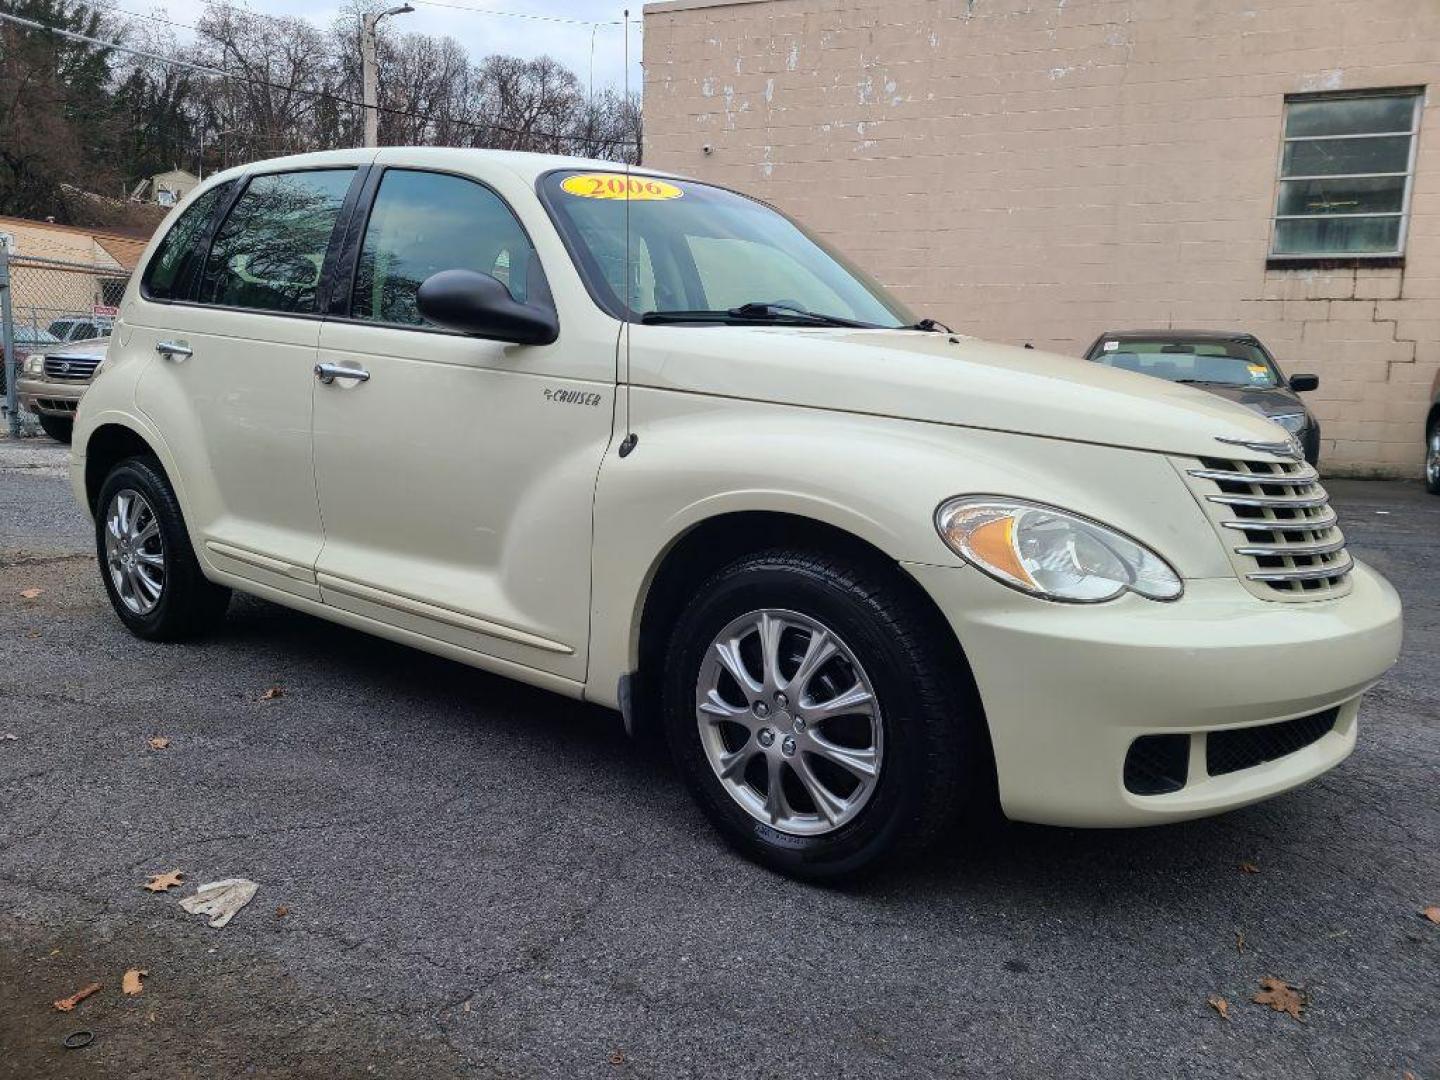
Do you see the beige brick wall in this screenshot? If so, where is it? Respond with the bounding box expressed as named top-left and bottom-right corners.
top-left (642, 0), bottom-right (1440, 476)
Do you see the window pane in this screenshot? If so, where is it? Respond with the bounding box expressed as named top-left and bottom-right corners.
top-left (1277, 175), bottom-right (1406, 216)
top-left (1285, 96), bottom-right (1416, 138)
top-left (352, 170), bottom-right (536, 326)
top-left (1273, 215), bottom-right (1401, 255)
top-left (142, 181), bottom-right (231, 300)
top-left (1282, 135), bottom-right (1411, 177)
top-left (200, 170), bottom-right (354, 313)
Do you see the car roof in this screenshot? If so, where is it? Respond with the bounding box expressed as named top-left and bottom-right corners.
top-left (1097, 329), bottom-right (1260, 342)
top-left (202, 148), bottom-right (681, 190)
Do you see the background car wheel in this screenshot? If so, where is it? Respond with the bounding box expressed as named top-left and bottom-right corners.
top-left (38, 414), bottom-right (73, 444)
top-left (96, 456), bottom-right (230, 641)
top-left (662, 548), bottom-right (991, 881)
top-left (1426, 417), bottom-right (1440, 496)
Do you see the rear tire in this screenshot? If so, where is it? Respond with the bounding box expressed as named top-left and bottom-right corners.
top-left (38, 413), bottom-right (73, 444)
top-left (662, 548), bottom-right (989, 881)
top-left (96, 456), bottom-right (230, 641)
top-left (1426, 416), bottom-right (1440, 496)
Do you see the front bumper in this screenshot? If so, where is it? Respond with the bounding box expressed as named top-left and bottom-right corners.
top-left (904, 559), bottom-right (1402, 827)
top-left (17, 376), bottom-right (84, 417)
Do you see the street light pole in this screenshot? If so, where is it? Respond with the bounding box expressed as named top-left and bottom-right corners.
top-left (361, 4), bottom-right (414, 148)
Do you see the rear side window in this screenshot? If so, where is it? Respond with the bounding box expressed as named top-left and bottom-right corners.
top-left (141, 182), bottom-right (232, 301)
top-left (351, 169), bottom-right (539, 327)
top-left (199, 169), bottom-right (354, 314)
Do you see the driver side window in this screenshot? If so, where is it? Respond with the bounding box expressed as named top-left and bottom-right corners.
top-left (351, 170), bottom-right (539, 328)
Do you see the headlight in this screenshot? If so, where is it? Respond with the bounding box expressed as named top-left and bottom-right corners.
top-left (1269, 412), bottom-right (1306, 434)
top-left (24, 355), bottom-right (44, 374)
top-left (935, 497), bottom-right (1183, 603)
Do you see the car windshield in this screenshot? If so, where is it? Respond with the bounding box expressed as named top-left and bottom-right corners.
top-left (1087, 338), bottom-right (1281, 388)
top-left (540, 170), bottom-right (915, 328)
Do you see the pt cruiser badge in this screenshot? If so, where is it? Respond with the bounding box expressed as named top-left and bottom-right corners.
top-left (543, 388), bottom-right (603, 407)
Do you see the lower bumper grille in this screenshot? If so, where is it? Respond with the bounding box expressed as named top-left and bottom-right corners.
top-left (1124, 706), bottom-right (1342, 795)
top-left (1206, 708), bottom-right (1339, 777)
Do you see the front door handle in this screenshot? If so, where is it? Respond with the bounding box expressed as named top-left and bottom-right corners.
top-left (314, 362), bottom-right (370, 385)
top-left (155, 340), bottom-right (192, 359)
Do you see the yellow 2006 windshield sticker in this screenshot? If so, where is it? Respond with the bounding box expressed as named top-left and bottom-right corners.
top-left (560, 173), bottom-right (684, 201)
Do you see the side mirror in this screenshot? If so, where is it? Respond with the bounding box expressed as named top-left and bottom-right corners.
top-left (1288, 373), bottom-right (1319, 392)
top-left (416, 269), bottom-right (558, 346)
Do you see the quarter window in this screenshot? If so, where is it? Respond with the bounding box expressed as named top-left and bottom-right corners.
top-left (199, 169), bottom-right (354, 313)
top-left (1272, 90), bottom-right (1422, 258)
top-left (141, 181), bottom-right (232, 300)
top-left (351, 170), bottom-right (540, 327)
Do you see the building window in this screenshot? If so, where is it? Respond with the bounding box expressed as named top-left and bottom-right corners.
top-left (1271, 89), bottom-right (1423, 259)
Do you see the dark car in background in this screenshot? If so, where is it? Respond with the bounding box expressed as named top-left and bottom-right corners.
top-left (1426, 368), bottom-right (1439, 496)
top-left (1082, 330), bottom-right (1321, 466)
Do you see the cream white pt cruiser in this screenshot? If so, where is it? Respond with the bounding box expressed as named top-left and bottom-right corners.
top-left (72, 149), bottom-right (1403, 879)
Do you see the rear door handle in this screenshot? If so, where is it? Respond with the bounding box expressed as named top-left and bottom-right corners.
top-left (314, 362), bottom-right (370, 385)
top-left (156, 340), bottom-right (192, 359)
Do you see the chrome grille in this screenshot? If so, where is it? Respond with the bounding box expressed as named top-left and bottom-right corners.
top-left (43, 354), bottom-right (101, 380)
top-left (1179, 455), bottom-right (1352, 601)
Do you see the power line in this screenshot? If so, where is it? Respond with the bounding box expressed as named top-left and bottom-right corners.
top-left (0, 8), bottom-right (639, 148)
top-left (406, 1), bottom-right (629, 27)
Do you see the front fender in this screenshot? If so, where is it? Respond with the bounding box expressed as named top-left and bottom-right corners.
top-left (584, 388), bottom-right (1229, 708)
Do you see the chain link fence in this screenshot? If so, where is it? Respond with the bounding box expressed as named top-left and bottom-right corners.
top-left (1, 247), bottom-right (129, 437)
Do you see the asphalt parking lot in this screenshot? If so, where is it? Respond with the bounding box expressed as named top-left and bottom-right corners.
top-left (1, 436), bottom-right (1437, 1079)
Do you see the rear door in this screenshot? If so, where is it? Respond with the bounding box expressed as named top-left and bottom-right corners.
top-left (310, 165), bottom-right (616, 681)
top-left (132, 166), bottom-right (364, 600)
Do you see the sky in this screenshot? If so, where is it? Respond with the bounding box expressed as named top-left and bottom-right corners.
top-left (147, 0), bottom-right (645, 96)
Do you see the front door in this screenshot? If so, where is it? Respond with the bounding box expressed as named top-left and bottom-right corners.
top-left (132, 166), bottom-right (361, 601)
top-left (311, 167), bottom-right (615, 682)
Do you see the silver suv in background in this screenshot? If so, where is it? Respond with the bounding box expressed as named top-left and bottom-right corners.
top-left (17, 334), bottom-right (108, 443)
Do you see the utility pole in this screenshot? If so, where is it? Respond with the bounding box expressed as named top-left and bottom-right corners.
top-left (361, 4), bottom-right (414, 148)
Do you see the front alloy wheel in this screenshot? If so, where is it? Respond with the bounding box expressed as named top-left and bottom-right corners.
top-left (696, 609), bottom-right (883, 836)
top-left (663, 549), bottom-right (988, 880)
top-left (104, 489), bottom-right (166, 614)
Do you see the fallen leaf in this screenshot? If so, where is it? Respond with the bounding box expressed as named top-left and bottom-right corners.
top-left (147, 737), bottom-right (170, 750)
top-left (53, 982), bottom-right (101, 1012)
top-left (1238, 861), bottom-right (1261, 874)
top-left (142, 870), bottom-right (185, 893)
top-left (1235, 930), bottom-right (1246, 954)
top-left (1422, 905), bottom-right (1440, 925)
top-left (122, 968), bottom-right (147, 996)
top-left (462, 999), bottom-right (471, 1014)
top-left (0, 733), bottom-right (17, 741)
top-left (275, 905), bottom-right (289, 918)
top-left (1207, 995), bottom-right (1231, 1021)
top-left (19, 587), bottom-right (42, 600)
top-left (609, 1049), bottom-right (626, 1066)
top-left (259, 687), bottom-right (284, 701)
top-left (1252, 976), bottom-right (1306, 1021)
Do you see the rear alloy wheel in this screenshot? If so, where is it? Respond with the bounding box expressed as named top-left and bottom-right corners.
top-left (96, 456), bottom-right (230, 640)
top-left (1426, 419), bottom-right (1440, 496)
top-left (664, 549), bottom-right (987, 881)
top-left (104, 488), bottom-right (166, 615)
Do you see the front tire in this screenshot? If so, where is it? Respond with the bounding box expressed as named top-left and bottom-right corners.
top-left (96, 456), bottom-right (230, 641)
top-left (662, 549), bottom-right (988, 881)
top-left (38, 413), bottom-right (73, 444)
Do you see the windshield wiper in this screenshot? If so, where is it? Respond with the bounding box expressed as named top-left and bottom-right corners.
top-left (639, 302), bottom-right (877, 329)
top-left (1174, 378), bottom-right (1248, 387)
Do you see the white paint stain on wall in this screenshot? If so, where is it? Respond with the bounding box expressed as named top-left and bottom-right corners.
top-left (764, 78), bottom-right (775, 104)
top-left (786, 41), bottom-right (799, 71)
top-left (1299, 69), bottom-right (1344, 92)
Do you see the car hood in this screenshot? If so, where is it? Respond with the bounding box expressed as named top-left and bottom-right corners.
top-left (1181, 381), bottom-right (1307, 421)
top-left (46, 335), bottom-right (110, 360)
top-left (628, 326), bottom-right (1293, 458)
